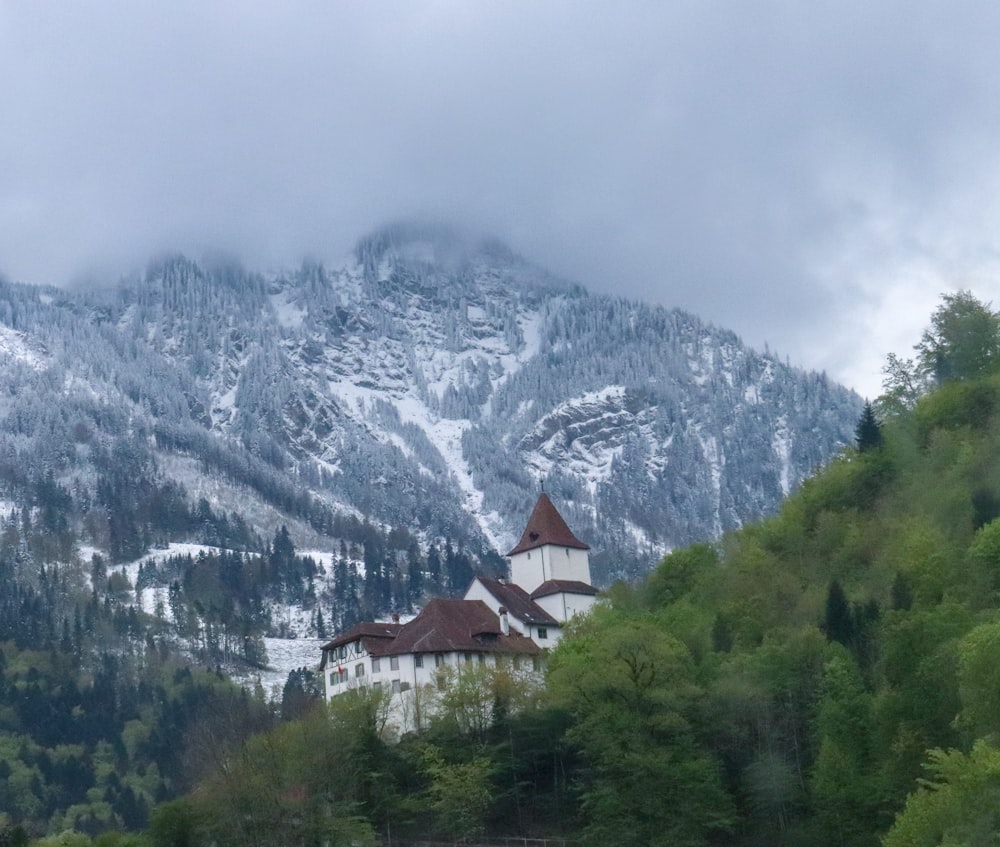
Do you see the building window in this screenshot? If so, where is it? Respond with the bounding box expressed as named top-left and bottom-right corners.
top-left (477, 653), bottom-right (486, 665)
top-left (355, 663), bottom-right (365, 678)
top-left (373, 681), bottom-right (382, 690)
top-left (391, 679), bottom-right (401, 693)
top-left (371, 657), bottom-right (381, 673)
top-left (464, 652), bottom-right (473, 664)
top-left (533, 656), bottom-right (542, 672)
top-left (390, 656), bottom-right (400, 671)
top-left (512, 656), bottom-right (521, 670)
top-left (329, 672), bottom-right (337, 686)
top-left (414, 655), bottom-right (423, 668)
top-left (537, 627), bottom-right (548, 640)
top-left (400, 681), bottom-right (411, 692)
top-left (435, 653), bottom-right (445, 667)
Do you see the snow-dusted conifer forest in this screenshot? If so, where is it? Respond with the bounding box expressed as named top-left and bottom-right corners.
top-left (0, 223), bottom-right (859, 620)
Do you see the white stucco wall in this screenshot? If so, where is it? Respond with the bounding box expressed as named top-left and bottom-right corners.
top-left (323, 647), bottom-right (543, 734)
top-left (508, 545), bottom-right (591, 592)
top-left (533, 590), bottom-right (597, 623)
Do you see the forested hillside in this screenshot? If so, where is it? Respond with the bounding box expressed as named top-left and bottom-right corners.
top-left (0, 225), bottom-right (861, 843)
top-left (0, 224), bottom-right (859, 588)
top-left (82, 290), bottom-right (1000, 847)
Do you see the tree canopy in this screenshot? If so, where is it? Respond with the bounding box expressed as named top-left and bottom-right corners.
top-left (916, 290), bottom-right (1000, 383)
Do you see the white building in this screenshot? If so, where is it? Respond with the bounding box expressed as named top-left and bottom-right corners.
top-left (319, 493), bottom-right (598, 730)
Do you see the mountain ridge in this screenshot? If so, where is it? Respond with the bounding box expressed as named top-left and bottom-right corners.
top-left (0, 225), bottom-right (861, 584)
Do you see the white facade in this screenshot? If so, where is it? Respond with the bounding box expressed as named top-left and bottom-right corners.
top-left (532, 588), bottom-right (597, 624)
top-left (324, 639), bottom-right (539, 697)
top-left (323, 637), bottom-right (541, 734)
top-left (509, 545), bottom-right (591, 593)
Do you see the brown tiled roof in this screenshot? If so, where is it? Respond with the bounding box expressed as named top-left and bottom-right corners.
top-left (530, 579), bottom-right (599, 599)
top-left (321, 621), bottom-right (403, 653)
top-left (475, 577), bottom-right (558, 626)
top-left (507, 493), bottom-right (590, 556)
top-left (381, 598), bottom-right (541, 657)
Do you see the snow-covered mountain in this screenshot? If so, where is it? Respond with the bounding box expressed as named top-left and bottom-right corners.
top-left (0, 223), bottom-right (860, 584)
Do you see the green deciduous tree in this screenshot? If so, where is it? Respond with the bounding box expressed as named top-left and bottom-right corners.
top-left (956, 619), bottom-right (1000, 742)
top-left (916, 290), bottom-right (1000, 384)
top-left (547, 607), bottom-right (732, 847)
top-left (811, 650), bottom-right (880, 847)
top-left (878, 353), bottom-right (923, 417)
top-left (884, 741), bottom-right (1000, 847)
top-left (419, 745), bottom-right (495, 842)
top-left (187, 693), bottom-right (386, 847)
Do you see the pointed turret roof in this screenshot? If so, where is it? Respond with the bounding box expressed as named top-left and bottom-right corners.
top-left (507, 493), bottom-right (590, 556)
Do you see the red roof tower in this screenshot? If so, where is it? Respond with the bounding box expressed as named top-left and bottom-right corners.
top-left (507, 492), bottom-right (590, 556)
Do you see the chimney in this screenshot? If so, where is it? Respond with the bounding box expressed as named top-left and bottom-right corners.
top-left (498, 606), bottom-right (510, 636)
top-left (391, 613), bottom-right (400, 624)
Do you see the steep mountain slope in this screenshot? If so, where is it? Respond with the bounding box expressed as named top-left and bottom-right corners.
top-left (0, 224), bottom-right (860, 583)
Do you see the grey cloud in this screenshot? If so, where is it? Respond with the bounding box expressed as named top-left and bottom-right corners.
top-left (3, 2), bottom-right (1000, 395)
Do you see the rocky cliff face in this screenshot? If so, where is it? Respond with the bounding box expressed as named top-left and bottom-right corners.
top-left (0, 223), bottom-right (860, 582)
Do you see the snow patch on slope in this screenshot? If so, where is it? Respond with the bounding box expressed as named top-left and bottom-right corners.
top-left (772, 416), bottom-right (793, 495)
top-left (0, 325), bottom-right (47, 370)
top-left (270, 290), bottom-right (308, 328)
top-left (520, 386), bottom-right (637, 496)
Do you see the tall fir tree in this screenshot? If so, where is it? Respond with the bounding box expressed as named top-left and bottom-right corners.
top-left (854, 401), bottom-right (882, 452)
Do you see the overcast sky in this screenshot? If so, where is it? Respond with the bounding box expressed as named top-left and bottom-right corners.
top-left (3, 2), bottom-right (1000, 397)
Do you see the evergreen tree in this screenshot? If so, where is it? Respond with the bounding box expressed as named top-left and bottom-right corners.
top-left (823, 581), bottom-right (854, 648)
top-left (854, 401), bottom-right (882, 452)
top-left (406, 541), bottom-right (423, 610)
top-left (427, 543), bottom-right (442, 590)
